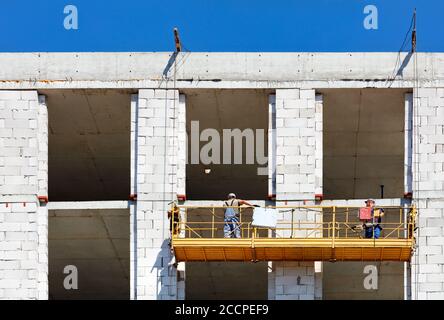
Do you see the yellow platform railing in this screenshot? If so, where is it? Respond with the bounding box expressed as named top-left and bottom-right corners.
top-left (170, 205), bottom-right (416, 242)
top-left (169, 205), bottom-right (416, 262)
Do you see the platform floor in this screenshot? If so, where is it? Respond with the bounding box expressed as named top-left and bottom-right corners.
top-left (173, 238), bottom-right (413, 262)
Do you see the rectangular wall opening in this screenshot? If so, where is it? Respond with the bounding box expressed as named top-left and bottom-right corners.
top-left (323, 261), bottom-right (404, 300)
top-left (48, 208), bottom-right (129, 299)
top-left (322, 88), bottom-right (409, 200)
top-left (321, 88), bottom-right (410, 300)
top-left (185, 89), bottom-right (270, 200)
top-left (44, 89), bottom-right (131, 299)
top-left (45, 89), bottom-right (131, 201)
top-left (186, 261), bottom-right (268, 299)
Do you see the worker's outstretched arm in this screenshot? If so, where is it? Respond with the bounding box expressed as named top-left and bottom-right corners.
top-left (239, 200), bottom-right (259, 207)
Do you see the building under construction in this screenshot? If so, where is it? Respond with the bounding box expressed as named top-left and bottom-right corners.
top-left (0, 52), bottom-right (443, 300)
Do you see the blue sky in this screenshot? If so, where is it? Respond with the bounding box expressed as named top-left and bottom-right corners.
top-left (0, 0), bottom-right (443, 52)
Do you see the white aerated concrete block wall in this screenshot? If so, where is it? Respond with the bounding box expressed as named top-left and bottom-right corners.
top-left (314, 94), bottom-right (323, 196)
top-left (0, 90), bottom-right (47, 299)
top-left (270, 89), bottom-right (318, 299)
top-left (268, 95), bottom-right (276, 197)
top-left (0, 91), bottom-right (39, 197)
top-left (269, 201), bottom-right (321, 299)
top-left (404, 93), bottom-right (413, 195)
top-left (133, 89), bottom-right (183, 300)
top-left (411, 87), bottom-right (444, 300)
top-left (130, 94), bottom-right (137, 300)
top-left (36, 95), bottom-right (48, 299)
top-left (269, 262), bottom-right (316, 300)
top-left (176, 94), bottom-right (186, 196)
top-left (37, 96), bottom-right (47, 200)
top-left (275, 89), bottom-right (316, 201)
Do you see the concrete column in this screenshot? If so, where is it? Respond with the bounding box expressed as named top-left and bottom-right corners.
top-left (404, 93), bottom-right (413, 300)
top-left (314, 261), bottom-right (323, 300)
top-left (0, 90), bottom-right (47, 299)
top-left (405, 93), bottom-right (413, 195)
top-left (36, 95), bottom-right (48, 299)
top-left (411, 87), bottom-right (444, 300)
top-left (267, 262), bottom-right (275, 299)
top-left (314, 94), bottom-right (323, 197)
top-left (130, 94), bottom-right (138, 300)
top-left (314, 94), bottom-right (323, 299)
top-left (267, 95), bottom-right (278, 295)
top-left (132, 89), bottom-right (183, 300)
top-left (176, 94), bottom-right (186, 198)
top-left (269, 88), bottom-right (318, 299)
top-left (268, 95), bottom-right (276, 198)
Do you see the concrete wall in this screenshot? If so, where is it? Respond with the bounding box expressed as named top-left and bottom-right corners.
top-left (36, 95), bottom-right (49, 299)
top-left (132, 89), bottom-right (184, 299)
top-left (269, 89), bottom-right (320, 299)
top-left (268, 261), bottom-right (318, 300)
top-left (1, 53), bottom-right (443, 88)
top-left (411, 87), bottom-right (444, 299)
top-left (0, 90), bottom-right (48, 299)
top-left (275, 89), bottom-right (317, 201)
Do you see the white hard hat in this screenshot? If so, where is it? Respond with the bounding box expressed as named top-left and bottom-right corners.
top-left (228, 193), bottom-right (236, 199)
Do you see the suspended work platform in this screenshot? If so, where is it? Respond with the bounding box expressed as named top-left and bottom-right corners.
top-left (170, 205), bottom-right (416, 263)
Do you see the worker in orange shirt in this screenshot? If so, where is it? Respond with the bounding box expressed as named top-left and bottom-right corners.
top-left (362, 199), bottom-right (385, 239)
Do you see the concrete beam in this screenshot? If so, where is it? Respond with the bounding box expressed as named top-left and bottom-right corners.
top-left (0, 53), bottom-right (443, 89)
top-left (320, 198), bottom-right (407, 207)
top-left (47, 201), bottom-right (130, 210)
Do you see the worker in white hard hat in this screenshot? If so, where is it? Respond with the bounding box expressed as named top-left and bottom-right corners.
top-left (223, 193), bottom-right (257, 238)
top-left (363, 199), bottom-right (385, 239)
